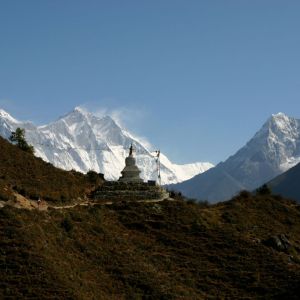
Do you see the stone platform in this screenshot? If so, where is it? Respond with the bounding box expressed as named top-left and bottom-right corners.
top-left (92, 181), bottom-right (169, 202)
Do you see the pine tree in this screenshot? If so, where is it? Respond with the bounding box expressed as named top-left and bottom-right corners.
top-left (9, 128), bottom-right (34, 155)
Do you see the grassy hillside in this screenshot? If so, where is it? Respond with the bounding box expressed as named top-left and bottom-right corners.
top-left (1, 193), bottom-right (300, 299)
top-left (0, 136), bottom-right (102, 203)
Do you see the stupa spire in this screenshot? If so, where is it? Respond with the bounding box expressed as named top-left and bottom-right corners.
top-left (119, 144), bottom-right (143, 183)
top-left (129, 143), bottom-right (133, 156)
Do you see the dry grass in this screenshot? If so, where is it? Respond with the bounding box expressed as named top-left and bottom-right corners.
top-left (1, 194), bottom-right (300, 299)
top-left (0, 136), bottom-right (103, 203)
top-left (1, 136), bottom-right (300, 299)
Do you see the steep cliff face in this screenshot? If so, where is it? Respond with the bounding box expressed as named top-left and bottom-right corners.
top-left (0, 107), bottom-right (213, 184)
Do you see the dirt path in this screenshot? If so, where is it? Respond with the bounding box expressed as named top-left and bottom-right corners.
top-left (1, 192), bottom-right (172, 211)
top-left (51, 195), bottom-right (172, 210)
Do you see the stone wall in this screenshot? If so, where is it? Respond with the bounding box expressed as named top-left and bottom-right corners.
top-left (92, 181), bottom-right (169, 202)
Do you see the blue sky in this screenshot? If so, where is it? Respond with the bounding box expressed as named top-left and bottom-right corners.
top-left (0, 1), bottom-right (300, 164)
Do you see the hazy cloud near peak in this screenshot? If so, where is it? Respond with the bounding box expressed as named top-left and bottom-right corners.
top-left (79, 103), bottom-right (153, 151)
top-left (0, 99), bottom-right (15, 110)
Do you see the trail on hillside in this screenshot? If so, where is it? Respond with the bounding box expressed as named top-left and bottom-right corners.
top-left (0, 192), bottom-right (172, 211)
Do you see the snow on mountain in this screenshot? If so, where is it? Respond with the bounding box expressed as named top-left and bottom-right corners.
top-left (158, 152), bottom-right (214, 183)
top-left (0, 107), bottom-right (213, 184)
top-left (254, 112), bottom-right (300, 172)
top-left (225, 112), bottom-right (300, 189)
top-left (171, 112), bottom-right (300, 202)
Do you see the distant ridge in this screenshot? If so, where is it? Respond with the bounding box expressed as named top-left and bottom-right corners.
top-left (171, 113), bottom-right (300, 202)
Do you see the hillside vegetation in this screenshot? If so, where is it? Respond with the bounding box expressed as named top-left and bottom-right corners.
top-left (1, 193), bottom-right (300, 299)
top-left (1, 134), bottom-right (300, 299)
top-left (0, 136), bottom-right (102, 203)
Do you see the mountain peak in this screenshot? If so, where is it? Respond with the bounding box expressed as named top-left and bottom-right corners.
top-left (270, 112), bottom-right (291, 124)
top-left (272, 112), bottom-right (288, 118)
top-left (266, 112), bottom-right (298, 134)
top-left (256, 112), bottom-right (297, 136)
top-left (0, 108), bottom-right (11, 117)
top-left (57, 106), bottom-right (93, 124)
top-left (0, 108), bottom-right (19, 123)
top-left (72, 106), bottom-right (91, 118)
top-left (74, 106), bottom-right (87, 114)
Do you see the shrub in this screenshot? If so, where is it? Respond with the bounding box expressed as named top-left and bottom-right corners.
top-left (87, 170), bottom-right (99, 183)
top-left (61, 218), bottom-right (73, 232)
top-left (186, 198), bottom-right (197, 205)
top-left (256, 184), bottom-right (272, 195)
top-left (238, 190), bottom-right (252, 198)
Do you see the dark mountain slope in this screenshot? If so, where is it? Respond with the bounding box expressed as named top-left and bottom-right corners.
top-left (268, 162), bottom-right (300, 202)
top-left (0, 136), bottom-right (100, 203)
top-left (1, 194), bottom-right (300, 299)
top-left (169, 165), bottom-right (245, 203)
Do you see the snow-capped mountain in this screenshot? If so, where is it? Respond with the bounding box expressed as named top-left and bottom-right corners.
top-left (0, 107), bottom-right (213, 184)
top-left (219, 112), bottom-right (300, 189)
top-left (171, 112), bottom-right (300, 202)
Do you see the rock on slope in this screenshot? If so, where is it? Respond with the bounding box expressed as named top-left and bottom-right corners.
top-left (171, 113), bottom-right (300, 202)
top-left (0, 107), bottom-right (213, 184)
